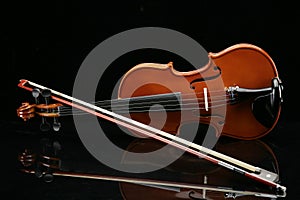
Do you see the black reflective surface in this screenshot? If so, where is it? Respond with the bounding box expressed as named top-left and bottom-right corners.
top-left (0, 118), bottom-right (290, 199)
top-left (1, 1), bottom-right (300, 199)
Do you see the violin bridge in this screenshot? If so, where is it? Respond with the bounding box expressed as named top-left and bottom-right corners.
top-left (203, 87), bottom-right (208, 111)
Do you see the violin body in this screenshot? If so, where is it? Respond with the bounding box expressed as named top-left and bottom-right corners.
top-left (118, 43), bottom-right (282, 140)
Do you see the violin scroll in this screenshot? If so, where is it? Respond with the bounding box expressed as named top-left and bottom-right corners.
top-left (16, 103), bottom-right (62, 120)
top-left (16, 102), bottom-right (36, 121)
top-left (16, 87), bottom-right (63, 131)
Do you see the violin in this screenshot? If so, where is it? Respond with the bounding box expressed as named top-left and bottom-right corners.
top-left (16, 43), bottom-right (283, 140)
top-left (15, 43), bottom-right (286, 192)
top-left (117, 43), bottom-right (283, 140)
top-left (17, 136), bottom-right (285, 199)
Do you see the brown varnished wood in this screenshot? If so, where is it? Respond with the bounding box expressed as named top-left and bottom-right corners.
top-left (117, 43), bottom-right (281, 140)
top-left (17, 102), bottom-right (62, 120)
top-left (210, 44), bottom-right (280, 139)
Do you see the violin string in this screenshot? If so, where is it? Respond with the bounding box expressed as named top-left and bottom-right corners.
top-left (57, 95), bottom-right (234, 115)
top-left (97, 94), bottom-right (228, 108)
top-left (91, 90), bottom-right (228, 105)
top-left (58, 99), bottom-right (230, 115)
top-left (58, 98), bottom-right (233, 114)
top-left (58, 90), bottom-right (225, 108)
top-left (57, 98), bottom-right (236, 116)
top-left (59, 104), bottom-right (231, 116)
top-left (58, 92), bottom-right (231, 113)
top-left (58, 94), bottom-right (231, 110)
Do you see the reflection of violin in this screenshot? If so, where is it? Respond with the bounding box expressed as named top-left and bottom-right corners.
top-left (17, 43), bottom-right (283, 140)
top-left (121, 138), bottom-right (279, 178)
top-left (120, 139), bottom-right (279, 200)
top-left (119, 138), bottom-right (281, 199)
top-left (120, 182), bottom-right (273, 200)
top-left (17, 137), bottom-right (284, 199)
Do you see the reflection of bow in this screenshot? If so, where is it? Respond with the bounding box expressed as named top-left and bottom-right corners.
top-left (17, 136), bottom-right (285, 199)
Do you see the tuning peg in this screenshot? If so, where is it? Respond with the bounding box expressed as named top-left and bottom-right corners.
top-left (40, 117), bottom-right (51, 132)
top-left (32, 88), bottom-right (41, 104)
top-left (39, 89), bottom-right (52, 131)
top-left (52, 141), bottom-right (61, 156)
top-left (34, 164), bottom-right (43, 178)
top-left (41, 89), bottom-right (51, 104)
top-left (43, 173), bottom-right (54, 183)
top-left (53, 117), bottom-right (61, 131)
top-left (40, 138), bottom-right (51, 149)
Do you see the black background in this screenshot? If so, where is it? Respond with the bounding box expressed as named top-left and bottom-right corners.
top-left (1, 0), bottom-right (300, 199)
